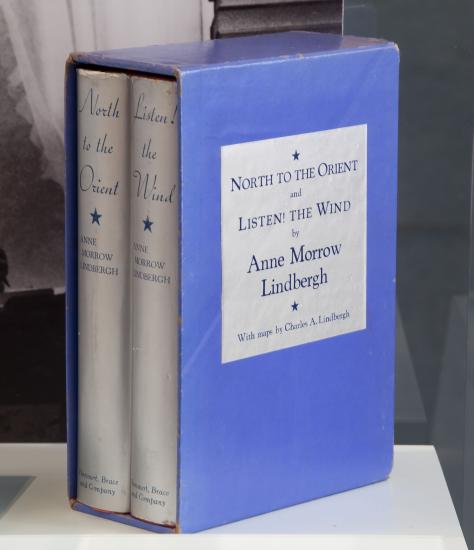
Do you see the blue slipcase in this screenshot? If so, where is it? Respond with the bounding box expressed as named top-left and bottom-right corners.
top-left (65, 31), bottom-right (399, 532)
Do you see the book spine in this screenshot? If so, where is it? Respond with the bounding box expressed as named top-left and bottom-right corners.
top-left (129, 76), bottom-right (179, 525)
top-left (76, 69), bottom-right (131, 512)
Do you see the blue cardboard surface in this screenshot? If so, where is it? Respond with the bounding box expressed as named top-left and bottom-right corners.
top-left (65, 61), bottom-right (78, 502)
top-left (72, 501), bottom-right (173, 533)
top-left (66, 32), bottom-right (399, 533)
top-left (73, 32), bottom-right (388, 75)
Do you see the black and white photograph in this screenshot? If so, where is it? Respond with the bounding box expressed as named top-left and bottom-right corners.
top-left (0, 0), bottom-right (210, 442)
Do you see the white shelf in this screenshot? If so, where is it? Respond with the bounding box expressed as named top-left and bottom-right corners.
top-left (0, 444), bottom-right (467, 550)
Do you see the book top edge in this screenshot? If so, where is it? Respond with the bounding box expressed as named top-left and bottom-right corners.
top-left (70, 31), bottom-right (398, 77)
top-left (76, 68), bottom-right (129, 79)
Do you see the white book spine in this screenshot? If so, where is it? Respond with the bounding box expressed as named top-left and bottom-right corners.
top-left (76, 69), bottom-right (131, 512)
top-left (130, 76), bottom-right (179, 525)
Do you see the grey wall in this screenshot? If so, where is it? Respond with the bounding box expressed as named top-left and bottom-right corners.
top-left (345, 1), bottom-right (474, 544)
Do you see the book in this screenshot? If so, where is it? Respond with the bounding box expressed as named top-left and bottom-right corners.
top-left (129, 75), bottom-right (179, 525)
top-left (65, 32), bottom-right (399, 532)
top-left (76, 69), bottom-right (131, 512)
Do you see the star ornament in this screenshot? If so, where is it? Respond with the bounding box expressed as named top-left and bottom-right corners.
top-left (90, 208), bottom-right (102, 225)
top-left (292, 150), bottom-right (300, 160)
top-left (291, 301), bottom-right (299, 311)
top-left (143, 216), bottom-right (154, 232)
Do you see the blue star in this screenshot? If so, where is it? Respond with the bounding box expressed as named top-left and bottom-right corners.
top-left (291, 301), bottom-right (299, 311)
top-left (292, 150), bottom-right (300, 160)
top-left (90, 208), bottom-right (102, 225)
top-left (143, 216), bottom-right (153, 232)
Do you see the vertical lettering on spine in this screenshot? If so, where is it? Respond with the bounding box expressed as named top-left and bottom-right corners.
top-left (76, 69), bottom-right (131, 512)
top-left (130, 76), bottom-right (179, 525)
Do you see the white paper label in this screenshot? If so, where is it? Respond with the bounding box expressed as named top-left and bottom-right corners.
top-left (221, 125), bottom-right (367, 364)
